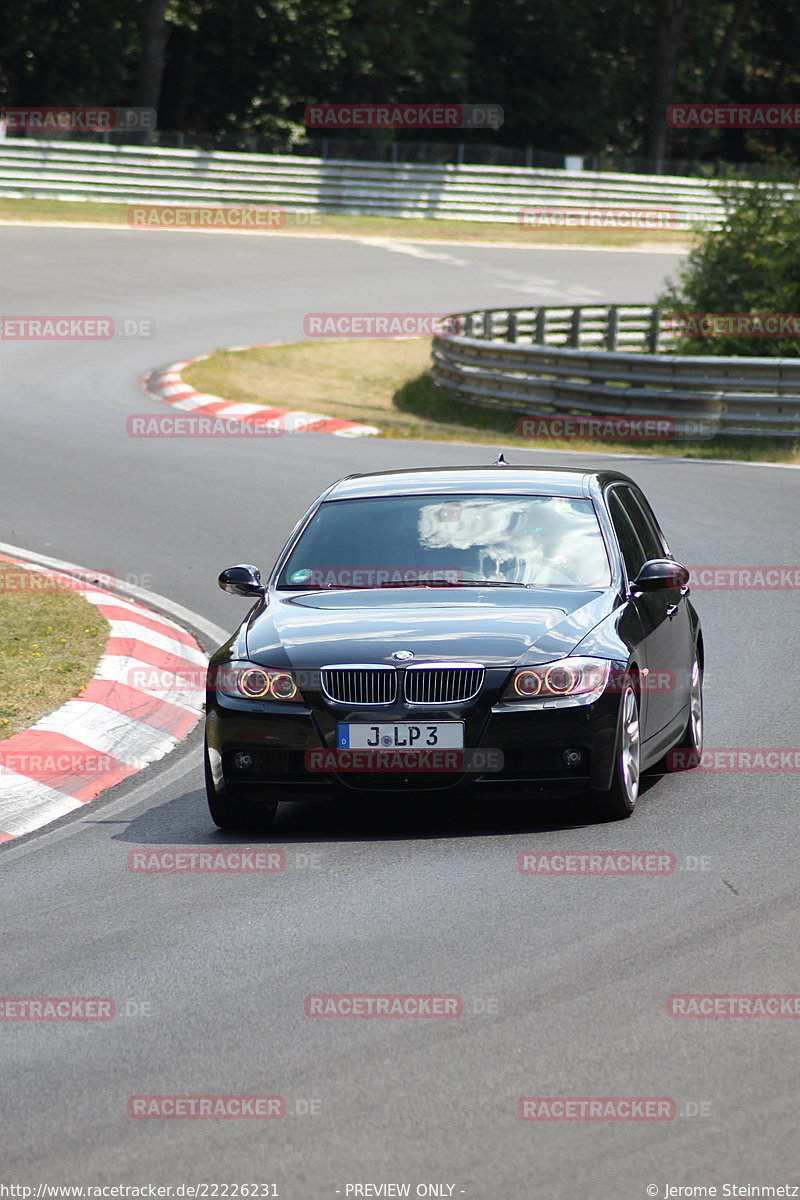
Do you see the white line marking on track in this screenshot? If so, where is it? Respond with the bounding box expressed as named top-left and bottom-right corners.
top-left (0, 221), bottom-right (691, 252)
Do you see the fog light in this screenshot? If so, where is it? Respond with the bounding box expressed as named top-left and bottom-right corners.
top-left (563, 748), bottom-right (583, 768)
top-left (233, 751), bottom-right (255, 771)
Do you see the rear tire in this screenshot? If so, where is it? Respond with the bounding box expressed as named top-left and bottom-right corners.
top-left (204, 740), bottom-right (278, 831)
top-left (590, 683), bottom-right (640, 820)
top-left (665, 657), bottom-right (703, 770)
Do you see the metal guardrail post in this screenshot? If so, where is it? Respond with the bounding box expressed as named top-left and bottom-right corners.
top-left (534, 309), bottom-right (546, 343)
top-left (605, 306), bottom-right (618, 351)
top-left (646, 307), bottom-right (661, 353)
top-left (568, 308), bottom-right (581, 348)
top-left (464, 314), bottom-right (474, 337)
top-left (483, 311), bottom-right (493, 340)
top-left (507, 311), bottom-right (518, 343)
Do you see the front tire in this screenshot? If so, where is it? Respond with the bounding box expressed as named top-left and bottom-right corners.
top-left (204, 740), bottom-right (278, 831)
top-left (591, 683), bottom-right (641, 820)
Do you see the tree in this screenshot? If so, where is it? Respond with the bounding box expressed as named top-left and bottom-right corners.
top-left (658, 181), bottom-right (800, 356)
top-left (135, 0), bottom-right (169, 142)
top-left (645, 0), bottom-right (688, 165)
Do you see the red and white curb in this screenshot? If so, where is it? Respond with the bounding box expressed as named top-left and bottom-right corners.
top-left (142, 347), bottom-right (380, 438)
top-left (0, 554), bottom-right (206, 841)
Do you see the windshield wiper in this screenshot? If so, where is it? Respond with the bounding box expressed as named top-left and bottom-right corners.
top-left (372, 579), bottom-right (535, 589)
top-left (376, 580), bottom-right (532, 589)
top-left (438, 580), bottom-right (531, 588)
top-left (378, 579), bottom-right (464, 588)
top-left (283, 580), bottom-right (535, 590)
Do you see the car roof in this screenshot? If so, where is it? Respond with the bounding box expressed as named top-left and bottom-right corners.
top-left (324, 464), bottom-right (638, 501)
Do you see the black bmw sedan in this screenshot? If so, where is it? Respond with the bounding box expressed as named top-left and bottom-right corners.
top-left (205, 464), bottom-right (703, 829)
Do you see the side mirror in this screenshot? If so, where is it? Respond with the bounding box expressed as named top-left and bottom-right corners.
top-left (631, 559), bottom-right (690, 592)
top-left (218, 564), bottom-right (265, 597)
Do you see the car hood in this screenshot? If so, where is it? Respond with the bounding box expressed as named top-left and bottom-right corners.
top-left (245, 587), bottom-right (618, 668)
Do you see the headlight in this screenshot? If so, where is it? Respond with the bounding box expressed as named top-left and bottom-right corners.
top-left (505, 657), bottom-right (611, 702)
top-left (513, 669), bottom-right (542, 697)
top-left (213, 662), bottom-right (305, 703)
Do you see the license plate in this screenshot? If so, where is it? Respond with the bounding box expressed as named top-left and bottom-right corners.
top-left (337, 722), bottom-right (464, 750)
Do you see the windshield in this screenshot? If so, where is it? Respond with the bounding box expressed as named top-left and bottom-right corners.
top-left (277, 493), bottom-right (611, 589)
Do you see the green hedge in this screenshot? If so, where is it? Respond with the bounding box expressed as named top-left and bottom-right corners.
top-left (660, 182), bottom-right (800, 357)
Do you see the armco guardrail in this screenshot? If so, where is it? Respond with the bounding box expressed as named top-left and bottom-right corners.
top-left (0, 139), bottom-right (786, 228)
top-left (431, 306), bottom-right (800, 437)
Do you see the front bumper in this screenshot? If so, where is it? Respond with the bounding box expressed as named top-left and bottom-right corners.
top-left (205, 670), bottom-right (624, 799)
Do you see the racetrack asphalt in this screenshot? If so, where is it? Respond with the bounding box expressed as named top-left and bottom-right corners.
top-left (1, 227), bottom-right (797, 1196)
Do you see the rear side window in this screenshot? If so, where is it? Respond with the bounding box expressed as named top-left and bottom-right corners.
top-left (617, 487), bottom-right (666, 562)
top-left (607, 489), bottom-right (647, 579)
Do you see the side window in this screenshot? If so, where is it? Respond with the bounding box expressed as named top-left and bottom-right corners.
top-left (632, 491), bottom-right (670, 557)
top-left (607, 489), bottom-right (646, 579)
top-left (617, 488), bottom-right (665, 562)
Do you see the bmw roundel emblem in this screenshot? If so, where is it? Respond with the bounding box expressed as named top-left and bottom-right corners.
top-left (391, 650), bottom-right (415, 661)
